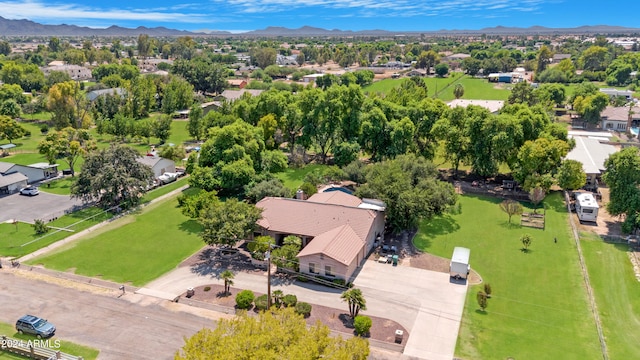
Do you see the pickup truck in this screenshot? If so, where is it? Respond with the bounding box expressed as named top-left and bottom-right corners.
top-left (158, 172), bottom-right (178, 184)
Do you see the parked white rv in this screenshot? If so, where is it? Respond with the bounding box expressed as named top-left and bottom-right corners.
top-left (450, 247), bottom-right (471, 280)
top-left (575, 192), bottom-right (599, 222)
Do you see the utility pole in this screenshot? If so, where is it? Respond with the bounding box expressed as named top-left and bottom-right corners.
top-left (265, 245), bottom-right (272, 308)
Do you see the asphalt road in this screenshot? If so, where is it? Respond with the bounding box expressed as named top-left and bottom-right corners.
top-left (0, 191), bottom-right (83, 223)
top-left (0, 270), bottom-right (226, 360)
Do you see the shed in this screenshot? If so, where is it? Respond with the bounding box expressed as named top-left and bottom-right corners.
top-left (136, 156), bottom-right (176, 178)
top-left (450, 247), bottom-right (471, 279)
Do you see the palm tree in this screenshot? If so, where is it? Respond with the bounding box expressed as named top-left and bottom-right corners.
top-left (341, 288), bottom-right (367, 318)
top-left (272, 289), bottom-right (284, 307)
top-left (221, 270), bottom-right (235, 295)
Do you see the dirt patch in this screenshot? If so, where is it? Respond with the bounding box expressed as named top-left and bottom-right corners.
top-left (575, 187), bottom-right (623, 236)
top-left (184, 284), bottom-right (407, 345)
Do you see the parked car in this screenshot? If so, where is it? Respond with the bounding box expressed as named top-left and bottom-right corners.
top-left (19, 186), bottom-right (39, 196)
top-left (157, 172), bottom-right (178, 184)
top-left (15, 315), bottom-right (56, 338)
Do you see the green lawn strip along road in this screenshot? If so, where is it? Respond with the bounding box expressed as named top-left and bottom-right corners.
top-left (0, 322), bottom-right (98, 360)
top-left (27, 190), bottom-right (203, 286)
top-left (0, 208), bottom-right (113, 258)
top-left (581, 233), bottom-right (640, 359)
top-left (413, 192), bottom-right (600, 359)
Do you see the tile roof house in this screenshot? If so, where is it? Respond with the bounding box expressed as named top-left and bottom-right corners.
top-left (256, 193), bottom-right (385, 282)
top-left (600, 105), bottom-right (640, 132)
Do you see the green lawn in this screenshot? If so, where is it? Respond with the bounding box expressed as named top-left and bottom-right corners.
top-left (0, 207), bottom-right (114, 258)
top-left (414, 193), bottom-right (600, 359)
top-left (581, 233), bottom-right (640, 359)
top-left (27, 192), bottom-right (204, 286)
top-left (274, 164), bottom-right (328, 191)
top-left (363, 74), bottom-right (510, 101)
top-left (38, 177), bottom-right (75, 195)
top-left (0, 322), bottom-right (98, 360)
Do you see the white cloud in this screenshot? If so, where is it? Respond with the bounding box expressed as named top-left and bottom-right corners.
top-left (0, 0), bottom-right (210, 23)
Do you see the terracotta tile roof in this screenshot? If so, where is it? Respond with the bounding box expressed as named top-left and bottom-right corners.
top-left (307, 191), bottom-right (362, 207)
top-left (601, 106), bottom-right (640, 122)
top-left (256, 197), bottom-right (377, 242)
top-left (297, 224), bottom-right (363, 265)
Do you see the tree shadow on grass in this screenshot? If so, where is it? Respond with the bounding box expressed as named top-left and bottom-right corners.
top-left (178, 219), bottom-right (203, 235)
top-left (474, 309), bottom-right (488, 315)
top-left (499, 221), bottom-right (521, 230)
top-left (419, 214), bottom-right (460, 239)
top-left (520, 248), bottom-right (534, 254)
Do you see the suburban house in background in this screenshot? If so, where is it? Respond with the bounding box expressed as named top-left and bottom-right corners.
top-left (0, 172), bottom-right (28, 194)
top-left (227, 79), bottom-right (247, 89)
top-left (0, 161), bottom-right (59, 184)
top-left (136, 155), bottom-right (176, 178)
top-left (256, 191), bottom-right (386, 282)
top-left (86, 88), bottom-right (127, 102)
top-left (599, 88), bottom-right (634, 100)
top-left (600, 105), bottom-right (640, 132)
top-left (41, 64), bottom-right (92, 81)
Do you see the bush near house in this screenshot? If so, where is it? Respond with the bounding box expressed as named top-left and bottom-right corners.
top-left (282, 294), bottom-right (298, 307)
top-left (354, 315), bottom-right (372, 336)
top-left (235, 290), bottom-right (255, 309)
top-left (295, 302), bottom-right (312, 317)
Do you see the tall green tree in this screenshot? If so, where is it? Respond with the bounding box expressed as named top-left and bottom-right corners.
top-left (38, 127), bottom-right (95, 176)
top-left (199, 198), bottom-right (263, 247)
top-left (355, 154), bottom-right (457, 231)
top-left (175, 307), bottom-right (369, 360)
top-left (557, 159), bottom-right (587, 191)
top-left (0, 116), bottom-right (25, 144)
top-left (602, 147), bottom-right (640, 233)
top-left (71, 145), bottom-right (154, 209)
top-left (47, 81), bottom-right (91, 129)
top-left (161, 76), bottom-right (194, 114)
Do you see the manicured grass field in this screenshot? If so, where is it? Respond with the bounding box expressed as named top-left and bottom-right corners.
top-left (363, 74), bottom-right (510, 101)
top-left (581, 233), bottom-right (640, 359)
top-left (274, 164), bottom-right (328, 191)
top-left (0, 322), bottom-right (99, 360)
top-left (28, 192), bottom-right (204, 286)
top-left (414, 193), bottom-right (600, 359)
top-left (38, 177), bottom-right (75, 195)
top-left (0, 207), bottom-right (114, 258)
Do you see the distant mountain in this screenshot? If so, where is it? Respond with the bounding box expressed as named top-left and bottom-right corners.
top-left (241, 25), bottom-right (640, 36)
top-left (0, 16), bottom-right (212, 36)
top-left (0, 16), bottom-right (639, 37)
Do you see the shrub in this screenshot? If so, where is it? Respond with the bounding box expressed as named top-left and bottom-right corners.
top-left (484, 283), bottom-right (492, 298)
top-left (235, 290), bottom-right (255, 309)
top-left (296, 275), bottom-right (309, 282)
top-left (255, 294), bottom-right (269, 311)
top-left (282, 294), bottom-right (298, 307)
top-left (204, 286), bottom-right (211, 292)
top-left (32, 219), bottom-right (49, 235)
top-left (40, 124), bottom-right (49, 134)
top-left (354, 315), bottom-right (372, 336)
top-left (295, 302), bottom-right (312, 317)
top-left (332, 278), bottom-right (346, 287)
top-left (24, 130), bottom-right (31, 137)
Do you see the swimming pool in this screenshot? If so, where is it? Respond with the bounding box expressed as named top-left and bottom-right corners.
top-left (631, 127), bottom-right (639, 136)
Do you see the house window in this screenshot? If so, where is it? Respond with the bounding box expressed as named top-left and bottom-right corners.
top-left (309, 263), bottom-right (317, 274)
top-left (325, 265), bottom-right (334, 277)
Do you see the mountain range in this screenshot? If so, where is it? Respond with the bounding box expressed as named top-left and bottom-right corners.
top-left (1, 17), bottom-right (639, 37)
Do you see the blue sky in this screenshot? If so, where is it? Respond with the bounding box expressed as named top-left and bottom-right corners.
top-left (1, 0), bottom-right (639, 33)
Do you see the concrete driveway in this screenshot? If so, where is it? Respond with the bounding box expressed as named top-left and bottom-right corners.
top-left (143, 257), bottom-right (468, 360)
top-left (0, 191), bottom-right (83, 223)
top-left (354, 260), bottom-right (468, 360)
